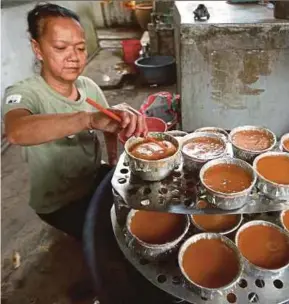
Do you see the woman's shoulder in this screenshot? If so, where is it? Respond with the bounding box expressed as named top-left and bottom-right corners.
top-left (5, 76), bottom-right (41, 96)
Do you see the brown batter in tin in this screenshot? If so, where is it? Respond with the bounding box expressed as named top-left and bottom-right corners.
top-left (192, 201), bottom-right (240, 233)
top-left (182, 239), bottom-right (240, 288)
top-left (183, 137), bottom-right (225, 160)
top-left (282, 210), bottom-right (289, 231)
top-left (203, 164), bottom-right (252, 193)
top-left (232, 129), bottom-right (273, 151)
top-left (256, 155), bottom-right (289, 185)
top-left (238, 225), bottom-right (289, 269)
top-left (130, 211), bottom-right (186, 244)
top-left (129, 139), bottom-right (177, 161)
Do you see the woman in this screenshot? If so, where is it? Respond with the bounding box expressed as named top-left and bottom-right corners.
top-left (3, 3), bottom-right (147, 241)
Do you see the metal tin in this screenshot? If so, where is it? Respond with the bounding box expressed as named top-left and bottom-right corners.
top-left (280, 210), bottom-right (289, 233)
top-left (253, 152), bottom-right (289, 201)
top-left (126, 209), bottom-right (190, 261)
top-left (191, 201), bottom-right (243, 235)
top-left (178, 233), bottom-right (243, 299)
top-left (200, 158), bottom-right (257, 210)
top-left (280, 133), bottom-right (289, 152)
top-left (181, 132), bottom-right (229, 173)
top-left (194, 127), bottom-right (229, 139)
top-left (235, 220), bottom-right (289, 277)
top-left (165, 130), bottom-right (188, 144)
top-left (229, 125), bottom-right (277, 163)
top-left (124, 132), bottom-right (180, 181)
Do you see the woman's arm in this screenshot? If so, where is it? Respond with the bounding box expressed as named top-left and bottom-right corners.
top-left (5, 109), bottom-right (91, 146)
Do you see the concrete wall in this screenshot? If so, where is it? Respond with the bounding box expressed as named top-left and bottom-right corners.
top-left (175, 2), bottom-right (289, 136)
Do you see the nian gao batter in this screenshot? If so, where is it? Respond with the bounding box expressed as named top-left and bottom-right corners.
top-left (282, 210), bottom-right (289, 231)
top-left (182, 239), bottom-right (240, 288)
top-left (256, 155), bottom-right (289, 185)
top-left (192, 201), bottom-right (240, 232)
top-left (238, 225), bottom-right (289, 269)
top-left (130, 211), bottom-right (186, 244)
top-left (232, 129), bottom-right (273, 151)
top-left (203, 164), bottom-right (252, 193)
top-left (129, 138), bottom-right (176, 161)
top-left (183, 137), bottom-right (225, 160)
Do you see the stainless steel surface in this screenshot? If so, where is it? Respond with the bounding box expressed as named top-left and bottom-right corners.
top-left (199, 158), bottom-right (257, 210)
top-left (111, 207), bottom-right (289, 304)
top-left (111, 153), bottom-right (289, 215)
top-left (280, 133), bottom-right (289, 152)
top-left (165, 130), bottom-right (188, 144)
top-left (194, 127), bottom-right (229, 139)
top-left (125, 210), bottom-right (190, 261)
top-left (235, 220), bottom-right (289, 276)
top-left (191, 206), bottom-right (243, 235)
top-left (178, 233), bottom-right (243, 299)
top-left (181, 132), bottom-right (230, 173)
top-left (229, 126), bottom-right (277, 163)
top-left (253, 152), bottom-right (289, 201)
top-left (280, 210), bottom-right (289, 233)
top-left (124, 132), bottom-right (180, 181)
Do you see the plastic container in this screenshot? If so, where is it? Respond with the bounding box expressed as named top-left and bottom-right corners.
top-left (118, 117), bottom-right (167, 145)
top-left (121, 40), bottom-right (141, 72)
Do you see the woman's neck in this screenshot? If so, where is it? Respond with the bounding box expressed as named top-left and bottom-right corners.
top-left (41, 70), bottom-right (77, 100)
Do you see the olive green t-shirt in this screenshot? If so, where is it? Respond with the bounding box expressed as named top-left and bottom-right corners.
top-left (3, 75), bottom-right (109, 214)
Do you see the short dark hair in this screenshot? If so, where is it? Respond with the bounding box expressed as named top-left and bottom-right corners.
top-left (27, 3), bottom-right (81, 40)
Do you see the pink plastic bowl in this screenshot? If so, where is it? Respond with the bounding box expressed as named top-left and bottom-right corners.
top-left (118, 116), bottom-right (167, 144)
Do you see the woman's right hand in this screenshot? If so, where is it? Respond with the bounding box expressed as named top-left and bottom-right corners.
top-left (88, 106), bottom-right (148, 138)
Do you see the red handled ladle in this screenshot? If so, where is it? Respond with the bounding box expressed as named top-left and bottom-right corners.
top-left (86, 97), bottom-right (167, 149)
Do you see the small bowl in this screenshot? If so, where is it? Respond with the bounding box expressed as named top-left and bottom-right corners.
top-left (181, 132), bottom-right (228, 173)
top-left (126, 209), bottom-right (190, 261)
top-left (200, 158), bottom-right (257, 210)
top-left (235, 220), bottom-right (289, 276)
top-left (280, 210), bottom-right (289, 233)
top-left (125, 132), bottom-right (180, 181)
top-left (178, 233), bottom-right (243, 299)
top-left (253, 152), bottom-right (289, 200)
top-left (191, 200), bottom-right (243, 235)
top-left (280, 133), bottom-right (289, 152)
top-left (229, 125), bottom-right (277, 163)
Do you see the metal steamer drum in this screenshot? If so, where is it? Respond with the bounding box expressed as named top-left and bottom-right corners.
top-left (111, 129), bottom-right (289, 304)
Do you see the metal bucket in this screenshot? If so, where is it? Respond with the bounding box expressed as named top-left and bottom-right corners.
top-left (200, 158), bottom-right (257, 210)
top-left (124, 132), bottom-right (180, 181)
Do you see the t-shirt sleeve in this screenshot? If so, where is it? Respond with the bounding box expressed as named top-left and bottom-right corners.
top-left (2, 84), bottom-right (39, 118)
top-left (81, 76), bottom-right (109, 109)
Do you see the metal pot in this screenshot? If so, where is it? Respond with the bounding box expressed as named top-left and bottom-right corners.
top-left (181, 132), bottom-right (229, 173)
top-left (194, 127), bottom-right (229, 139)
top-left (178, 233), bottom-right (243, 299)
top-left (200, 158), bottom-right (257, 210)
top-left (126, 209), bottom-right (190, 261)
top-left (229, 125), bottom-right (277, 164)
top-left (253, 152), bottom-right (289, 201)
top-left (124, 132), bottom-right (180, 181)
top-left (191, 201), bottom-right (243, 235)
top-left (235, 220), bottom-right (289, 276)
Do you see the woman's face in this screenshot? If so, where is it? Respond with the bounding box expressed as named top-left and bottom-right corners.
top-left (32, 17), bottom-right (87, 82)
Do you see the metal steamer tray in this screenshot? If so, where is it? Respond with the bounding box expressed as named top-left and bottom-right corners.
top-left (111, 153), bottom-right (289, 215)
top-left (111, 207), bottom-right (289, 304)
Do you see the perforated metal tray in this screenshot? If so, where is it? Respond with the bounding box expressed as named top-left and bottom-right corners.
top-left (111, 207), bottom-right (289, 304)
top-left (111, 153), bottom-right (289, 215)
